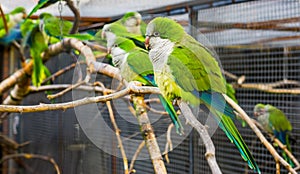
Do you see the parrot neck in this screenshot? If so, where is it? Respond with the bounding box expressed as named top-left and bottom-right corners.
top-left (124, 18), bottom-right (141, 35)
top-left (257, 113), bottom-right (271, 132)
top-left (111, 48), bottom-right (127, 68)
top-left (149, 37), bottom-right (174, 70)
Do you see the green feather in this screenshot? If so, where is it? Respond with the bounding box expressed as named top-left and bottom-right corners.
top-left (147, 17), bottom-right (260, 173)
top-left (109, 36), bottom-right (184, 134)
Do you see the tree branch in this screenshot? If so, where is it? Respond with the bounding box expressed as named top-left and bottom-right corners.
top-left (65, 0), bottom-right (80, 34)
top-left (223, 94), bottom-right (297, 174)
top-left (0, 153), bottom-right (61, 174)
top-left (95, 81), bottom-right (129, 174)
top-left (129, 141), bottom-right (145, 174)
top-left (132, 94), bottom-right (167, 174)
top-left (178, 101), bottom-right (222, 174)
top-left (0, 83), bottom-right (161, 113)
top-left (252, 119), bottom-right (300, 171)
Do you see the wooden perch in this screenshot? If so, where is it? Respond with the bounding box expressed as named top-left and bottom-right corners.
top-left (224, 70), bottom-right (300, 94)
top-left (178, 101), bottom-right (222, 174)
top-left (252, 119), bottom-right (300, 171)
top-left (0, 83), bottom-right (161, 113)
top-left (96, 81), bottom-right (129, 174)
top-left (132, 92), bottom-right (167, 174)
top-left (223, 94), bottom-right (297, 174)
top-left (0, 153), bottom-right (60, 174)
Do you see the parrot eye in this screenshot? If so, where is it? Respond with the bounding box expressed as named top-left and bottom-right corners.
top-left (113, 44), bottom-right (118, 48)
top-left (153, 32), bottom-right (159, 37)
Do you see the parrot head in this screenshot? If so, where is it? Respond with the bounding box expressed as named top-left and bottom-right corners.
top-left (9, 7), bottom-right (27, 22)
top-left (107, 36), bottom-right (136, 67)
top-left (39, 12), bottom-right (53, 20)
top-left (145, 17), bottom-right (185, 49)
top-left (253, 103), bottom-right (266, 117)
top-left (10, 7), bottom-right (26, 15)
top-left (101, 23), bottom-right (128, 39)
top-left (121, 12), bottom-right (142, 27)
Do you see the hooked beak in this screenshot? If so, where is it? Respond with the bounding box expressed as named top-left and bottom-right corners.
top-left (101, 31), bottom-right (106, 39)
top-left (107, 47), bottom-right (111, 54)
top-left (145, 36), bottom-right (150, 50)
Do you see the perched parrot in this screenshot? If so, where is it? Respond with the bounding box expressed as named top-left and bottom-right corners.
top-left (0, 7), bottom-right (26, 38)
top-left (115, 12), bottom-right (147, 36)
top-left (20, 18), bottom-right (50, 87)
top-left (38, 13), bottom-right (93, 43)
top-left (145, 17), bottom-right (260, 173)
top-left (27, 0), bottom-right (60, 19)
top-left (101, 22), bottom-right (145, 49)
top-left (107, 36), bottom-right (184, 134)
top-left (254, 103), bottom-right (294, 167)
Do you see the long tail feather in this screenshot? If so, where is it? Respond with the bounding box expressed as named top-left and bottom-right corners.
top-left (200, 92), bottom-right (260, 173)
top-left (158, 95), bottom-right (184, 135)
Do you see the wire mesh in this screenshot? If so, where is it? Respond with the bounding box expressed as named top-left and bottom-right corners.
top-left (198, 0), bottom-right (300, 173)
top-left (9, 0), bottom-right (300, 174)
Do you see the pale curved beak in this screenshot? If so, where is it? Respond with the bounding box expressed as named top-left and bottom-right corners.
top-left (107, 47), bottom-right (111, 54)
top-left (101, 31), bottom-right (106, 39)
top-left (145, 36), bottom-right (150, 50)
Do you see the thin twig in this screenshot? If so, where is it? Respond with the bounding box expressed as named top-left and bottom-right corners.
top-left (41, 61), bottom-right (84, 85)
top-left (223, 94), bottom-right (297, 174)
top-left (47, 74), bottom-right (90, 100)
top-left (163, 123), bottom-right (174, 164)
top-left (129, 141), bottom-right (145, 174)
top-left (95, 81), bottom-right (129, 174)
top-left (12, 41), bottom-right (26, 63)
top-left (0, 153), bottom-right (61, 174)
top-left (178, 101), bottom-right (222, 174)
top-left (84, 41), bottom-right (108, 53)
top-left (0, 5), bottom-right (8, 35)
top-left (29, 84), bottom-right (114, 94)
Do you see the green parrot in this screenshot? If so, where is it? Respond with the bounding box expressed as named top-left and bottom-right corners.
top-left (101, 22), bottom-right (145, 49)
top-left (38, 13), bottom-right (93, 43)
top-left (115, 12), bottom-right (147, 36)
top-left (254, 103), bottom-right (294, 167)
top-left (20, 19), bottom-right (50, 87)
top-left (0, 7), bottom-right (26, 38)
top-left (27, 0), bottom-right (60, 19)
top-left (107, 36), bottom-right (184, 134)
top-left (145, 17), bottom-right (260, 173)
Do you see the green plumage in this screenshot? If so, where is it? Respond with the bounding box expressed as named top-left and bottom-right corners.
top-left (254, 103), bottom-right (294, 166)
top-left (107, 36), bottom-right (184, 134)
top-left (146, 17), bottom-right (260, 173)
top-left (0, 7), bottom-right (26, 38)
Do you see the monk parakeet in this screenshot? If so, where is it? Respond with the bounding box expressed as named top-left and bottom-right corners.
top-left (145, 17), bottom-right (260, 173)
top-left (100, 22), bottom-right (145, 49)
top-left (27, 0), bottom-right (60, 19)
top-left (254, 103), bottom-right (294, 166)
top-left (0, 7), bottom-right (26, 38)
top-left (107, 36), bottom-right (184, 134)
top-left (115, 12), bottom-right (147, 36)
top-left (38, 13), bottom-right (93, 43)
